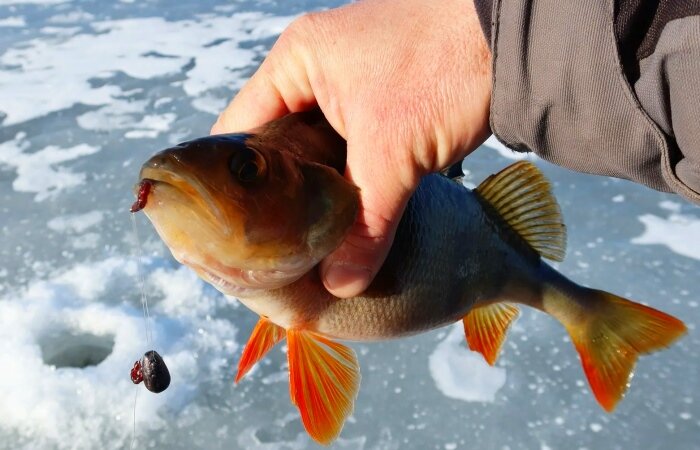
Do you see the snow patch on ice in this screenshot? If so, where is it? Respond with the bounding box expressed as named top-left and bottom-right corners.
top-left (483, 135), bottom-right (537, 161)
top-left (0, 13), bottom-right (296, 125)
top-left (0, 132), bottom-right (100, 201)
top-left (237, 427), bottom-right (366, 450)
top-left (659, 200), bottom-right (682, 213)
top-left (0, 257), bottom-right (237, 450)
top-left (612, 194), bottom-right (625, 203)
top-left (48, 210), bottom-right (104, 233)
top-left (428, 324), bottom-right (506, 402)
top-left (48, 10), bottom-right (96, 24)
top-left (631, 208), bottom-right (700, 261)
top-left (0, 16), bottom-right (26, 27)
top-left (76, 99), bottom-right (177, 139)
top-left (0, 0), bottom-right (66, 4)
top-left (191, 95), bottom-right (229, 116)
top-left (39, 25), bottom-right (81, 36)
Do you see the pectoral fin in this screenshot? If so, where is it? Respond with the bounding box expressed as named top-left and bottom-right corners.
top-left (287, 329), bottom-right (360, 446)
top-left (463, 303), bottom-right (519, 365)
top-left (235, 316), bottom-right (285, 383)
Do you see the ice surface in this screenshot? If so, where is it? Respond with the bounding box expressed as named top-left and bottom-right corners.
top-left (0, 16), bottom-right (26, 27)
top-left (0, 132), bottom-right (100, 201)
top-left (0, 0), bottom-right (66, 4)
top-left (0, 0), bottom-right (698, 449)
top-left (0, 13), bottom-right (295, 125)
top-left (47, 211), bottom-right (104, 233)
top-left (483, 134), bottom-right (537, 161)
top-left (429, 324), bottom-right (506, 403)
top-left (0, 257), bottom-right (237, 449)
top-left (76, 100), bottom-right (176, 140)
top-left (631, 205), bottom-right (700, 260)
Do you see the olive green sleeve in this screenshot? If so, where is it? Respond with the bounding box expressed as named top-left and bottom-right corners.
top-left (473, 0), bottom-right (700, 204)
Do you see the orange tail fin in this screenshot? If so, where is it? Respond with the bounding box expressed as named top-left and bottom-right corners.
top-left (560, 289), bottom-right (686, 411)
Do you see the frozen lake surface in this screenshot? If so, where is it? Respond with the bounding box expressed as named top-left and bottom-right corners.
top-left (0, 1), bottom-right (698, 449)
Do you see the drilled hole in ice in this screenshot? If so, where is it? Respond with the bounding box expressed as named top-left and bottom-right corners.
top-left (40, 330), bottom-right (115, 368)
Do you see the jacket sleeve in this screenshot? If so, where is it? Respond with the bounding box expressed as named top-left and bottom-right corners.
top-left (473, 0), bottom-right (700, 204)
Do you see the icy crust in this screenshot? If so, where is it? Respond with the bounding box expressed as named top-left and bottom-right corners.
top-left (631, 201), bottom-right (700, 260)
top-left (0, 16), bottom-right (26, 27)
top-left (483, 135), bottom-right (538, 161)
top-left (0, 13), bottom-right (295, 126)
top-left (0, 0), bottom-right (66, 5)
top-left (428, 324), bottom-right (506, 403)
top-left (0, 132), bottom-right (100, 201)
top-left (0, 257), bottom-right (238, 450)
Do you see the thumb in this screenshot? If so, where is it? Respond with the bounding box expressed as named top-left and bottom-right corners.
top-left (320, 132), bottom-right (417, 298)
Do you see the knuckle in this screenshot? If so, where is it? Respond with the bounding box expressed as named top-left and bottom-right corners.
top-left (280, 11), bottom-right (334, 54)
top-left (280, 12), bottom-right (319, 46)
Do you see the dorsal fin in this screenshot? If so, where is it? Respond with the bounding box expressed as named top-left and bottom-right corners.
top-left (475, 161), bottom-right (566, 261)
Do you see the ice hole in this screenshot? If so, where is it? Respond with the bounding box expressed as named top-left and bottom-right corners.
top-left (40, 330), bottom-right (115, 368)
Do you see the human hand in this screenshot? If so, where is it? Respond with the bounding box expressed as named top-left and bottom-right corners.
top-left (211, 0), bottom-right (492, 298)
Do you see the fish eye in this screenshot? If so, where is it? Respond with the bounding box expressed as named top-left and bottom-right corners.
top-left (229, 148), bottom-right (265, 184)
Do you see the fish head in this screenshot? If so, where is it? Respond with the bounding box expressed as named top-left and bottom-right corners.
top-left (136, 132), bottom-right (358, 295)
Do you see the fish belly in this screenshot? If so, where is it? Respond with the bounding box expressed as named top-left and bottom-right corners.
top-left (266, 175), bottom-right (542, 341)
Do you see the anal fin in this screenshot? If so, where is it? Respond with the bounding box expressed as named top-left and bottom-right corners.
top-left (287, 329), bottom-right (360, 446)
top-left (463, 303), bottom-right (519, 365)
top-left (235, 316), bottom-right (285, 383)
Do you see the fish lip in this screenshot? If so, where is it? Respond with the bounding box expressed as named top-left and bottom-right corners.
top-left (136, 165), bottom-right (231, 234)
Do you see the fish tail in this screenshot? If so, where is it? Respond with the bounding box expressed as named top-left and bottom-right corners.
top-left (471, 160), bottom-right (686, 411)
top-left (542, 282), bottom-right (686, 411)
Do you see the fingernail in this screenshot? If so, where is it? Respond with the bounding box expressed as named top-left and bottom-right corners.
top-left (322, 263), bottom-right (372, 298)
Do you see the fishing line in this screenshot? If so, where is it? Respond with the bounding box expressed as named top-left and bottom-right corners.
top-left (131, 213), bottom-right (153, 347)
top-left (129, 385), bottom-right (139, 450)
top-left (128, 190), bottom-right (172, 448)
top-left (129, 212), bottom-right (151, 449)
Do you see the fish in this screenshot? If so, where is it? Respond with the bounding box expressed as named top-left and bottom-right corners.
top-left (134, 109), bottom-right (686, 445)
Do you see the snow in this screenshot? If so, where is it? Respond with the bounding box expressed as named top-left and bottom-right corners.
top-left (483, 134), bottom-right (538, 161)
top-left (0, 16), bottom-right (26, 27)
top-left (0, 257), bottom-right (237, 449)
top-left (428, 324), bottom-right (506, 403)
top-left (0, 13), bottom-right (296, 125)
top-left (0, 132), bottom-right (100, 201)
top-left (631, 207), bottom-right (700, 260)
top-left (48, 211), bottom-right (104, 233)
top-left (0, 0), bottom-right (66, 4)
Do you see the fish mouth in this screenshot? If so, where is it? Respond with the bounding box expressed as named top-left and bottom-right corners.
top-left (135, 164), bottom-right (231, 234)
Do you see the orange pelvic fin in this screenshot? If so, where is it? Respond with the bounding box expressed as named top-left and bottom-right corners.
top-left (565, 289), bottom-right (686, 411)
top-left (287, 329), bottom-right (360, 446)
top-left (463, 303), bottom-right (519, 365)
top-left (235, 316), bottom-right (285, 383)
